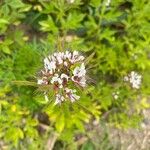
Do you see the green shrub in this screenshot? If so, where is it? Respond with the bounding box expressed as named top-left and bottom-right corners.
top-left (0, 0), bottom-right (150, 149)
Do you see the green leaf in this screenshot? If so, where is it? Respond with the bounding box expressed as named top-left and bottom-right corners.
top-left (8, 0), bottom-right (24, 9)
top-left (0, 19), bottom-right (9, 25)
top-left (55, 113), bottom-right (65, 133)
top-left (5, 127), bottom-right (24, 147)
top-left (61, 13), bottom-right (85, 30)
top-left (81, 141), bottom-right (95, 150)
top-left (19, 5), bottom-right (32, 12)
top-left (90, 0), bottom-right (102, 7)
top-left (1, 46), bottom-right (11, 54)
top-left (39, 16), bottom-right (58, 33)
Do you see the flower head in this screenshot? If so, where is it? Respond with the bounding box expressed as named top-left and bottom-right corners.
top-left (37, 51), bottom-right (86, 105)
top-left (105, 0), bottom-right (111, 6)
top-left (67, 0), bottom-right (75, 4)
top-left (112, 91), bottom-right (119, 100)
top-left (124, 71), bottom-right (142, 89)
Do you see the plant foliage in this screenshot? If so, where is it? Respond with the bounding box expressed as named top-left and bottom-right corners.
top-left (0, 0), bottom-right (150, 149)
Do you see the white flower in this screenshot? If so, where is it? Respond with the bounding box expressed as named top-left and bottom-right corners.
top-left (64, 61), bottom-right (68, 66)
top-left (73, 50), bottom-right (78, 56)
top-left (56, 52), bottom-right (63, 64)
top-left (72, 63), bottom-right (86, 87)
top-left (55, 94), bottom-right (65, 105)
top-left (124, 76), bottom-right (129, 82)
top-left (37, 50), bottom-right (86, 105)
top-left (67, 0), bottom-right (75, 4)
top-left (69, 51), bottom-right (85, 64)
top-left (79, 77), bottom-right (86, 87)
top-left (61, 73), bottom-right (69, 81)
top-left (105, 0), bottom-right (111, 6)
top-left (77, 55), bottom-right (84, 61)
top-left (112, 91), bottom-right (119, 100)
top-left (51, 74), bottom-right (63, 88)
top-left (64, 51), bottom-right (71, 60)
top-left (130, 71), bottom-right (142, 89)
top-left (51, 74), bottom-right (59, 83)
top-left (73, 63), bottom-right (86, 77)
top-left (44, 94), bottom-right (49, 102)
top-left (124, 71), bottom-right (142, 89)
top-left (114, 95), bottom-right (118, 99)
top-left (50, 55), bottom-right (56, 62)
top-left (37, 79), bottom-right (48, 85)
top-left (37, 79), bottom-right (44, 84)
top-left (65, 88), bottom-right (80, 102)
top-left (44, 58), bottom-right (56, 74)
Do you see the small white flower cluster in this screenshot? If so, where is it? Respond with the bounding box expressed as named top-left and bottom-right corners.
top-left (37, 51), bottom-right (86, 105)
top-left (66, 0), bottom-right (75, 4)
top-left (112, 91), bottom-right (119, 100)
top-left (105, 0), bottom-right (111, 6)
top-left (124, 71), bottom-right (142, 89)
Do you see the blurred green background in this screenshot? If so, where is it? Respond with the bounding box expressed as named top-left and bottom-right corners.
top-left (0, 0), bottom-right (150, 149)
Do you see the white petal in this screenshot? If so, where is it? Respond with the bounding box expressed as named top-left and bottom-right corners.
top-left (64, 61), bottom-right (68, 66)
top-left (44, 95), bottom-right (49, 102)
top-left (54, 94), bottom-right (64, 105)
top-left (37, 79), bottom-right (44, 84)
top-left (61, 73), bottom-right (69, 80)
top-left (124, 76), bottom-right (129, 81)
top-left (73, 51), bottom-right (78, 56)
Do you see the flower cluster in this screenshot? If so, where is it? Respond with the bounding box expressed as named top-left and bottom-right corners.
top-left (67, 0), bottom-right (75, 4)
top-left (112, 91), bottom-right (119, 100)
top-left (124, 71), bottom-right (142, 89)
top-left (37, 51), bottom-right (86, 105)
top-left (105, 0), bottom-right (111, 6)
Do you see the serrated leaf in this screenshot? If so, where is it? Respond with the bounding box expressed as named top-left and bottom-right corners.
top-left (39, 16), bottom-right (58, 33)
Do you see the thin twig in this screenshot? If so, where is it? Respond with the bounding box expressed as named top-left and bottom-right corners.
top-left (46, 132), bottom-right (59, 150)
